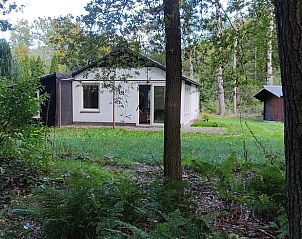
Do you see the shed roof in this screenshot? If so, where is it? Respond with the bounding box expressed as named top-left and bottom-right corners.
top-left (254, 85), bottom-right (283, 101)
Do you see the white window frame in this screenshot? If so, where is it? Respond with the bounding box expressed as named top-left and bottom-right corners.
top-left (81, 82), bottom-right (100, 113)
top-left (151, 83), bottom-right (166, 125)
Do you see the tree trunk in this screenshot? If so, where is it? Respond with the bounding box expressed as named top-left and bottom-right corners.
top-left (254, 47), bottom-right (257, 81)
top-left (189, 47), bottom-right (194, 80)
top-left (266, 5), bottom-right (274, 85)
top-left (232, 11), bottom-right (239, 115)
top-left (215, 0), bottom-right (225, 115)
top-left (232, 36), bottom-right (238, 115)
top-left (274, 1), bottom-right (302, 238)
top-left (163, 0), bottom-right (182, 181)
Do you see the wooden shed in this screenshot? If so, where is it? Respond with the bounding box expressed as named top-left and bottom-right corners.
top-left (254, 86), bottom-right (284, 122)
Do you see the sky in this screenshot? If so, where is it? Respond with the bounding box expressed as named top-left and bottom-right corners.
top-left (0, 0), bottom-right (230, 41)
top-left (1, 0), bottom-right (91, 40)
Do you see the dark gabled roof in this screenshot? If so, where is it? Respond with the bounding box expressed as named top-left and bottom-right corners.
top-left (41, 72), bottom-right (72, 81)
top-left (71, 48), bottom-right (200, 86)
top-left (254, 85), bottom-right (283, 101)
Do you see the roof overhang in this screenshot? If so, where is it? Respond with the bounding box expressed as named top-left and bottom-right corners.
top-left (254, 86), bottom-right (283, 101)
top-left (71, 48), bottom-right (201, 87)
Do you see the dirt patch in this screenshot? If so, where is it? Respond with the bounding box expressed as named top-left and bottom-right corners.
top-left (67, 124), bottom-right (226, 135)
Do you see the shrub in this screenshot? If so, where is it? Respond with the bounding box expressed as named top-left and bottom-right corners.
top-left (246, 164), bottom-right (286, 219)
top-left (32, 173), bottom-right (144, 239)
top-left (0, 77), bottom-right (47, 158)
top-left (192, 154), bottom-right (286, 224)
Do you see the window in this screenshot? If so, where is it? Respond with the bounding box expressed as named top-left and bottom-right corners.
top-left (83, 84), bottom-right (99, 109)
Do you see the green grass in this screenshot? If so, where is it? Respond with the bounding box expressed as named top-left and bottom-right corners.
top-left (49, 116), bottom-right (284, 166)
top-left (191, 121), bottom-right (219, 127)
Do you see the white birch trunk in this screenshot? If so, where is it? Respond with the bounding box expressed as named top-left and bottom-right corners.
top-left (215, 0), bottom-right (225, 115)
top-left (266, 6), bottom-right (274, 85)
top-left (233, 36), bottom-right (238, 114)
top-left (254, 47), bottom-right (257, 81)
top-left (232, 10), bottom-right (239, 115)
top-left (189, 47), bottom-right (194, 80)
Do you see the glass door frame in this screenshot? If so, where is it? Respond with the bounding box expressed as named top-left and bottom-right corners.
top-left (150, 83), bottom-right (165, 126)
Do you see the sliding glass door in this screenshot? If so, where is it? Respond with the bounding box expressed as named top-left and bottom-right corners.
top-left (153, 86), bottom-right (165, 123)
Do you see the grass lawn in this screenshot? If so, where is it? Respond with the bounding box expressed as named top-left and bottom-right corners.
top-left (50, 115), bottom-right (284, 166)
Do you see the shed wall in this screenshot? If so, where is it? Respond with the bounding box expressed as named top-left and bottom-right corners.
top-left (264, 96), bottom-right (284, 121)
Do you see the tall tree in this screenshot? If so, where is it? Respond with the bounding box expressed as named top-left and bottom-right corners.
top-left (163, 0), bottom-right (182, 181)
top-left (47, 15), bottom-right (109, 71)
top-left (215, 0), bottom-right (225, 115)
top-left (266, 2), bottom-right (274, 85)
top-left (0, 38), bottom-right (12, 79)
top-left (232, 9), bottom-right (239, 115)
top-left (274, 1), bottom-right (302, 238)
top-left (10, 19), bottom-right (32, 61)
top-left (49, 52), bottom-right (59, 73)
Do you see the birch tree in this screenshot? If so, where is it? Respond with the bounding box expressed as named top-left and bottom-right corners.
top-left (266, 3), bottom-right (274, 85)
top-left (232, 9), bottom-right (239, 115)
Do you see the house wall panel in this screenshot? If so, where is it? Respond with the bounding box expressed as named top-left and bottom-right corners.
top-left (190, 85), bottom-right (200, 121)
top-left (72, 67), bottom-right (165, 125)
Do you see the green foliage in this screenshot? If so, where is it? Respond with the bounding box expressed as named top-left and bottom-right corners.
top-left (49, 52), bottom-right (59, 73)
top-left (246, 164), bottom-right (286, 218)
top-left (192, 153), bottom-right (286, 235)
top-left (46, 15), bottom-right (110, 71)
top-left (0, 75), bottom-right (47, 159)
top-left (192, 121), bottom-right (219, 127)
top-left (29, 168), bottom-right (212, 239)
top-left (149, 211), bottom-right (209, 239)
top-left (0, 156), bottom-right (46, 207)
top-left (10, 19), bottom-right (32, 48)
top-left (0, 39), bottom-right (12, 79)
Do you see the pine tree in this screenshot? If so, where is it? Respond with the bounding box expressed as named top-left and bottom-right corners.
top-left (274, 1), bottom-right (302, 238)
top-left (163, 0), bottom-right (182, 181)
top-left (49, 53), bottom-right (59, 73)
top-left (0, 39), bottom-right (12, 79)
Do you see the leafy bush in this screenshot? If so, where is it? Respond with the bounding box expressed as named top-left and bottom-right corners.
top-left (24, 166), bottom-right (215, 239)
top-left (192, 154), bottom-right (286, 227)
top-left (0, 77), bottom-right (47, 158)
top-left (31, 171), bottom-right (144, 239)
top-left (149, 211), bottom-right (209, 239)
top-left (246, 164), bottom-right (286, 219)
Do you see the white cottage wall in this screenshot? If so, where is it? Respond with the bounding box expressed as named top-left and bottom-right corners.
top-left (71, 66), bottom-right (199, 126)
top-left (190, 85), bottom-right (200, 121)
top-left (73, 67), bottom-right (166, 125)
